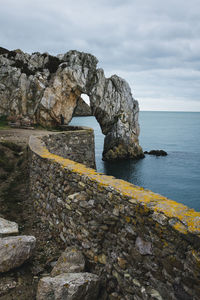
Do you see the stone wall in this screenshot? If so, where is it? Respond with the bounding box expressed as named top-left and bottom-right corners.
top-left (29, 131), bottom-right (200, 300)
top-left (42, 126), bottom-right (96, 169)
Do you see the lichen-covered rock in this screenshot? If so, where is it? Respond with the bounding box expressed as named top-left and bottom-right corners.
top-left (51, 246), bottom-right (85, 277)
top-left (0, 47), bottom-right (143, 160)
top-left (0, 217), bottom-right (18, 237)
top-left (0, 235), bottom-right (36, 272)
top-left (37, 273), bottom-right (100, 300)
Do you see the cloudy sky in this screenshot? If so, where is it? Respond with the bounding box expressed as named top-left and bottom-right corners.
top-left (1, 0), bottom-right (200, 111)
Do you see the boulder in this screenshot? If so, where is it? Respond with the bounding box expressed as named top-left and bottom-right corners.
top-left (51, 246), bottom-right (85, 277)
top-left (0, 217), bottom-right (18, 237)
top-left (37, 272), bottom-right (100, 300)
top-left (0, 235), bottom-right (36, 272)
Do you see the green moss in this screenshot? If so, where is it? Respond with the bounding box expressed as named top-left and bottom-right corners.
top-left (2, 168), bottom-right (26, 214)
top-left (0, 115), bottom-right (9, 130)
top-left (0, 157), bottom-right (15, 172)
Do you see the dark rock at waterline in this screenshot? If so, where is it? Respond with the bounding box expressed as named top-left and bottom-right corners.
top-left (144, 150), bottom-right (168, 156)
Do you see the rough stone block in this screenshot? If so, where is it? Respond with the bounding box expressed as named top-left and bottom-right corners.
top-left (0, 217), bottom-right (18, 237)
top-left (0, 235), bottom-right (36, 272)
top-left (37, 272), bottom-right (100, 300)
top-left (51, 246), bottom-right (85, 277)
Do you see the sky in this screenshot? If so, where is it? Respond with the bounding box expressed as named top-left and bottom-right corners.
top-left (1, 0), bottom-right (200, 111)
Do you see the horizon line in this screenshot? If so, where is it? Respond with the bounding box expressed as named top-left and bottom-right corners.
top-left (140, 110), bottom-right (200, 113)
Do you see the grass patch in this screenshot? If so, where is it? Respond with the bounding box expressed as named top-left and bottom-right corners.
top-left (2, 158), bottom-right (27, 215)
top-left (0, 173), bottom-right (8, 180)
top-left (0, 157), bottom-right (15, 172)
top-left (0, 148), bottom-right (5, 156)
top-left (0, 141), bottom-right (22, 153)
top-left (0, 115), bottom-right (9, 130)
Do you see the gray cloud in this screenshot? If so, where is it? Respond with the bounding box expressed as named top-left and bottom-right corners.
top-left (0, 0), bottom-right (200, 110)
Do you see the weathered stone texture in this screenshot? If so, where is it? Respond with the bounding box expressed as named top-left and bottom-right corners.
top-left (90, 72), bottom-right (143, 160)
top-left (51, 246), bottom-right (85, 277)
top-left (0, 217), bottom-right (18, 237)
top-left (29, 133), bottom-right (200, 299)
top-left (0, 235), bottom-right (36, 272)
top-left (37, 272), bottom-right (100, 300)
top-left (0, 47), bottom-right (143, 160)
top-left (42, 127), bottom-right (96, 169)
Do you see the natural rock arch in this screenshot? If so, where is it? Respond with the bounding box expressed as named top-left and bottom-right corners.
top-left (0, 47), bottom-right (144, 160)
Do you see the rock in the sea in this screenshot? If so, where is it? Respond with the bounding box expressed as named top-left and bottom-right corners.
top-left (0, 235), bottom-right (36, 272)
top-left (0, 47), bottom-right (143, 160)
top-left (144, 150), bottom-right (167, 156)
top-left (37, 272), bottom-right (100, 300)
top-left (90, 73), bottom-right (144, 160)
top-left (51, 246), bottom-right (85, 277)
top-left (0, 217), bottom-right (18, 237)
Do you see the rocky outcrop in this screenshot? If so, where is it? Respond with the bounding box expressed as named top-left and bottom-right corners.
top-left (73, 97), bottom-right (92, 116)
top-left (0, 235), bottom-right (36, 272)
top-left (0, 47), bottom-right (143, 160)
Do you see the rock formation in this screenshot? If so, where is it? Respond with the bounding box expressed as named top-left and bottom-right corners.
top-left (0, 46), bottom-right (143, 160)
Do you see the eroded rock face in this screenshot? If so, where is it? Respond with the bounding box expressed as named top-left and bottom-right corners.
top-left (90, 72), bottom-right (143, 160)
top-left (0, 46), bottom-right (143, 160)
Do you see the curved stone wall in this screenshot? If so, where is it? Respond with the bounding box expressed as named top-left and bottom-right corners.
top-left (42, 126), bottom-right (96, 169)
top-left (29, 131), bottom-right (200, 300)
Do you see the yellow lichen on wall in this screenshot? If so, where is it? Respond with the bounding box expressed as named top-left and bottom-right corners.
top-left (29, 134), bottom-right (200, 236)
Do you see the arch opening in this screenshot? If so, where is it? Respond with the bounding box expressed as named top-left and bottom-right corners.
top-left (73, 93), bottom-right (92, 117)
top-left (81, 94), bottom-right (90, 107)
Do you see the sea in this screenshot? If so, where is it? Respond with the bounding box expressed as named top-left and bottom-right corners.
top-left (70, 112), bottom-right (200, 211)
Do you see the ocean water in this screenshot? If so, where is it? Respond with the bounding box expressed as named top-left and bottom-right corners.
top-left (70, 112), bottom-right (200, 211)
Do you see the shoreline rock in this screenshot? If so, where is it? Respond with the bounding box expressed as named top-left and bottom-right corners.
top-left (144, 150), bottom-right (167, 156)
top-left (51, 247), bottom-right (85, 277)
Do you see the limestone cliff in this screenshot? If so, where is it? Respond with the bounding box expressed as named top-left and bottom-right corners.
top-left (0, 47), bottom-right (143, 160)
